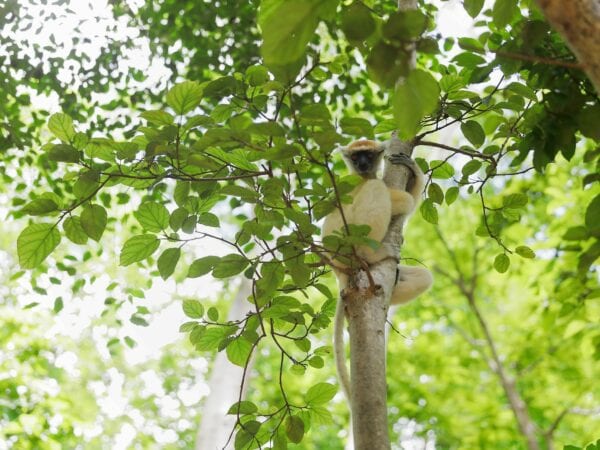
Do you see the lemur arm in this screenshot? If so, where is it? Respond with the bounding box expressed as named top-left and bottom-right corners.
top-left (387, 152), bottom-right (425, 216)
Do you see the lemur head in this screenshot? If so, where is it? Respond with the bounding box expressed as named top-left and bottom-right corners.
top-left (341, 140), bottom-right (385, 179)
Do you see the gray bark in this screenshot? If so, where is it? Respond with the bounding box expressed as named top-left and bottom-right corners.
top-left (345, 138), bottom-right (415, 450)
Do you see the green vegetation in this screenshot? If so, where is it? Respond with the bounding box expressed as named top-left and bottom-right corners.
top-left (0, 0), bottom-right (598, 448)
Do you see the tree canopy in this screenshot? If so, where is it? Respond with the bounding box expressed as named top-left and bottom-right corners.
top-left (0, 0), bottom-right (598, 449)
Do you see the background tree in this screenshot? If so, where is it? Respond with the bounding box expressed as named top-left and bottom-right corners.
top-left (1, 0), bottom-right (599, 449)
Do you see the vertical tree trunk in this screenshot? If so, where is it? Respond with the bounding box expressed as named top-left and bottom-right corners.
top-left (195, 278), bottom-right (253, 450)
top-left (345, 138), bottom-right (415, 450)
top-left (535, 0), bottom-right (600, 94)
top-left (345, 0), bottom-right (419, 446)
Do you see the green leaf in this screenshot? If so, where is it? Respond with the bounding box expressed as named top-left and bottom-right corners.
top-left (515, 245), bottom-right (535, 259)
top-left (461, 121), bottom-right (485, 147)
top-left (53, 296), bottom-right (64, 313)
top-left (212, 254), bottom-right (249, 278)
top-left (174, 181), bottom-right (190, 207)
top-left (226, 338), bottom-right (253, 367)
top-left (383, 10), bottom-right (427, 41)
top-left (494, 253), bottom-right (510, 273)
top-left (48, 113), bottom-right (75, 142)
top-left (367, 41), bottom-right (410, 88)
top-left (340, 117), bottom-right (374, 139)
top-left (207, 307), bottom-right (219, 322)
top-left (17, 223), bottom-right (61, 269)
top-left (585, 194), bottom-right (600, 232)
top-left (182, 299), bottom-right (204, 319)
top-left (248, 121), bottom-right (285, 137)
top-left (157, 248), bottom-right (181, 280)
top-left (197, 213), bottom-right (220, 227)
top-left (48, 144), bottom-right (80, 163)
top-left (22, 198), bottom-right (59, 216)
top-left (140, 110), bottom-right (175, 126)
top-left (577, 104), bottom-right (600, 140)
top-left (188, 256), bottom-right (220, 278)
top-left (430, 160), bottom-right (455, 179)
top-left (63, 216), bottom-right (88, 244)
top-left (341, 1), bottom-right (376, 41)
top-left (492, 0), bottom-right (517, 27)
top-left (394, 69), bottom-right (440, 139)
top-left (305, 383), bottom-right (337, 405)
top-left (506, 82), bottom-right (537, 101)
top-left (427, 183), bottom-right (444, 205)
top-left (119, 234), bottom-right (160, 266)
top-left (420, 199), bottom-right (439, 224)
top-left (259, 0), bottom-right (338, 66)
top-left (130, 315), bottom-right (149, 327)
top-left (503, 193), bottom-right (528, 208)
top-left (169, 207), bottom-right (188, 231)
top-left (166, 81), bottom-right (203, 115)
top-left (563, 226), bottom-right (589, 241)
top-left (246, 65), bottom-right (270, 86)
top-left (134, 202), bottom-right (170, 232)
top-left (462, 160), bottom-right (482, 176)
top-left (227, 401), bottom-right (258, 415)
top-left (182, 114), bottom-right (213, 134)
top-left (285, 415), bottom-right (305, 444)
top-left (294, 338), bottom-right (311, 353)
top-left (80, 205), bottom-right (108, 242)
top-left (446, 186), bottom-right (459, 205)
top-left (463, 0), bottom-right (484, 17)
top-left (195, 327), bottom-right (228, 351)
top-left (73, 170), bottom-right (100, 199)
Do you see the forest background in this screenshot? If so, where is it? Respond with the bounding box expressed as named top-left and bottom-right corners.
top-left (0, 0), bottom-right (598, 449)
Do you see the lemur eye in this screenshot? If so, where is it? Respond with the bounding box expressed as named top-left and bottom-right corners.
top-left (351, 154), bottom-right (358, 161)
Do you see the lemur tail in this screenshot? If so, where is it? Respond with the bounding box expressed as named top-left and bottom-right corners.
top-left (334, 298), bottom-right (351, 405)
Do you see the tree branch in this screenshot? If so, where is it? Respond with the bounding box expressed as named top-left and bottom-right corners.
top-left (436, 229), bottom-right (541, 450)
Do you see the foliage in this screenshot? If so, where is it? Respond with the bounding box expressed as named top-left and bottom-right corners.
top-left (1, 0), bottom-right (599, 448)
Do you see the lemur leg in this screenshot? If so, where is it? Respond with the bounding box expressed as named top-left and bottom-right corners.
top-left (390, 266), bottom-right (433, 305)
top-left (388, 189), bottom-right (416, 216)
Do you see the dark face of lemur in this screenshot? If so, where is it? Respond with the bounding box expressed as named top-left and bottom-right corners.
top-left (349, 150), bottom-right (383, 177)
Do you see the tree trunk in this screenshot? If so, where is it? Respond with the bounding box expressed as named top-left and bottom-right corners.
top-left (535, 0), bottom-right (600, 94)
top-left (345, 137), bottom-right (415, 449)
top-left (195, 278), bottom-right (253, 450)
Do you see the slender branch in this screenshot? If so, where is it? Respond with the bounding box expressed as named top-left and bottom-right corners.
top-left (437, 228), bottom-right (541, 450)
top-left (416, 139), bottom-right (495, 161)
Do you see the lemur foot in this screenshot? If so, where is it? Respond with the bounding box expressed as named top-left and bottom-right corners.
top-left (387, 153), bottom-right (418, 177)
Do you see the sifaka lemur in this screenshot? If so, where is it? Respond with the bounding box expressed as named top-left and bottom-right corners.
top-left (322, 139), bottom-right (433, 403)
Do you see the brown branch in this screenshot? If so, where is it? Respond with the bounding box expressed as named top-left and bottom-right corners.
top-left (416, 139), bottom-right (496, 161)
top-left (436, 228), bottom-right (541, 450)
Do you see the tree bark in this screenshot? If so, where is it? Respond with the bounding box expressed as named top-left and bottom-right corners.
top-left (535, 0), bottom-right (600, 94)
top-left (195, 278), bottom-right (254, 450)
top-left (343, 1), bottom-right (419, 447)
top-left (345, 138), bottom-right (415, 450)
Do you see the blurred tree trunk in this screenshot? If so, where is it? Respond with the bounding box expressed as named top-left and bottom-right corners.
top-left (195, 278), bottom-right (253, 450)
top-left (535, 0), bottom-right (600, 94)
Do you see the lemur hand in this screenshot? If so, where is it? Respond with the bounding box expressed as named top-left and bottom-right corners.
top-left (387, 153), bottom-right (419, 177)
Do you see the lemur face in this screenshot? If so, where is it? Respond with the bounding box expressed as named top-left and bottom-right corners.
top-left (348, 149), bottom-right (383, 176)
